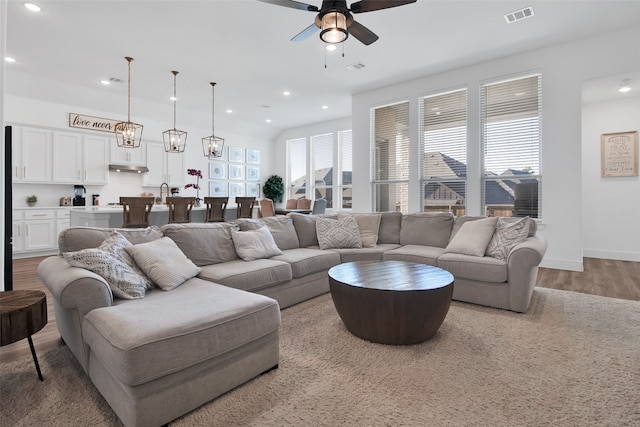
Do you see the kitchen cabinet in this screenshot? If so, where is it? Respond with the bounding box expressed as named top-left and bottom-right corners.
top-left (53, 132), bottom-right (109, 184)
top-left (13, 209), bottom-right (56, 254)
top-left (144, 142), bottom-right (184, 187)
top-left (110, 140), bottom-right (146, 166)
top-left (12, 127), bottom-right (53, 183)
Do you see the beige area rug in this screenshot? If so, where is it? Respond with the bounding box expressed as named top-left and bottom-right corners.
top-left (1, 288), bottom-right (639, 426)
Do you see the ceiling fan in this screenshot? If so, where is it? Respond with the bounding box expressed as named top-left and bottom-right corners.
top-left (258, 0), bottom-right (417, 46)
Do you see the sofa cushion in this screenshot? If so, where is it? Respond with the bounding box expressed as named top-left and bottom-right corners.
top-left (316, 216), bottom-right (362, 250)
top-left (231, 227), bottom-right (283, 261)
top-left (400, 213), bottom-right (454, 248)
top-left (377, 212), bottom-right (402, 244)
top-left (82, 279), bottom-right (280, 386)
top-left (444, 217), bottom-right (498, 257)
top-left (329, 243), bottom-right (401, 263)
top-left (486, 216), bottom-right (530, 261)
top-left (437, 253), bottom-right (507, 283)
top-left (63, 231), bottom-right (152, 299)
top-left (161, 223), bottom-right (239, 266)
top-left (382, 245), bottom-right (444, 266)
top-left (58, 226), bottom-right (163, 253)
top-left (337, 212), bottom-right (382, 248)
top-left (198, 259), bottom-right (292, 292)
top-left (125, 237), bottom-right (202, 291)
top-left (450, 215), bottom-right (485, 242)
top-left (235, 217), bottom-right (300, 250)
top-left (270, 248), bottom-right (341, 278)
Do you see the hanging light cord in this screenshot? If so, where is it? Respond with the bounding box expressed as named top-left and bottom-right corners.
top-left (211, 82), bottom-right (216, 137)
top-left (172, 71), bottom-right (178, 129)
top-left (125, 57), bottom-right (133, 123)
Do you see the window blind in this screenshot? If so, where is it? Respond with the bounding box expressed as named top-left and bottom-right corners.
top-left (420, 89), bottom-right (467, 214)
top-left (339, 130), bottom-right (352, 209)
top-left (312, 133), bottom-right (334, 206)
top-left (371, 101), bottom-right (410, 212)
top-left (480, 74), bottom-right (541, 218)
top-left (287, 137), bottom-right (307, 199)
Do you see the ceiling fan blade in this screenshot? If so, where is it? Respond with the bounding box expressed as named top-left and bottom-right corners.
top-left (291, 23), bottom-right (320, 42)
top-left (348, 20), bottom-right (378, 45)
top-left (257, 0), bottom-right (319, 12)
top-left (350, 0), bottom-right (417, 14)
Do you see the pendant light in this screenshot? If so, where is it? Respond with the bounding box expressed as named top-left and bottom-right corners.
top-left (202, 82), bottom-right (225, 159)
top-left (115, 56), bottom-right (144, 148)
top-left (163, 71), bottom-right (187, 153)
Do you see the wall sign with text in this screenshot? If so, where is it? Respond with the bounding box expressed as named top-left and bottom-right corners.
top-left (601, 131), bottom-right (638, 177)
top-left (69, 113), bottom-right (121, 133)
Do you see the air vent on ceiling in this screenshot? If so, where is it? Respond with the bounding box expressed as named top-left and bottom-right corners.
top-left (504, 6), bottom-right (534, 24)
top-left (108, 77), bottom-right (125, 84)
top-left (346, 62), bottom-right (365, 71)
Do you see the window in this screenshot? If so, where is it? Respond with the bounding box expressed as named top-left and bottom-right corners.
top-left (420, 89), bottom-right (467, 216)
top-left (288, 137), bottom-right (307, 200)
top-left (371, 101), bottom-right (410, 212)
top-left (480, 74), bottom-right (541, 218)
top-left (339, 130), bottom-right (353, 209)
top-left (312, 133), bottom-right (334, 207)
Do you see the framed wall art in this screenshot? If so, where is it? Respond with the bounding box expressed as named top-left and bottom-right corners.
top-left (246, 182), bottom-right (260, 198)
top-left (228, 146), bottom-right (244, 163)
top-left (209, 181), bottom-right (227, 197)
top-left (247, 166), bottom-right (260, 181)
top-left (229, 164), bottom-right (245, 180)
top-left (601, 131), bottom-right (638, 177)
top-left (246, 148), bottom-right (260, 164)
top-left (209, 161), bottom-right (226, 179)
top-left (229, 182), bottom-right (245, 198)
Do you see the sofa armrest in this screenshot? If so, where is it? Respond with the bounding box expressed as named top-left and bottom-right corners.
top-left (506, 235), bottom-right (548, 312)
top-left (38, 256), bottom-right (114, 317)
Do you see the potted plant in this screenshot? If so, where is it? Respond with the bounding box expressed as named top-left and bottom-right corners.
top-left (185, 168), bottom-right (203, 206)
top-left (263, 175), bottom-right (284, 203)
top-left (26, 195), bottom-right (38, 207)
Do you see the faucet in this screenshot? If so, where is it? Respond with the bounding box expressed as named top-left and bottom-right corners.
top-left (159, 182), bottom-right (169, 204)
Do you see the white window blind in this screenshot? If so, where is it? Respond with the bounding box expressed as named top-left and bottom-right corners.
top-left (371, 101), bottom-right (410, 213)
top-left (420, 89), bottom-right (467, 215)
top-left (339, 130), bottom-right (352, 209)
top-left (312, 133), bottom-right (334, 207)
top-left (287, 137), bottom-right (307, 200)
top-left (481, 74), bottom-right (541, 218)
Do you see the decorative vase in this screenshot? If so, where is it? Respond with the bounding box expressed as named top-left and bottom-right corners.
top-left (27, 202), bottom-right (36, 207)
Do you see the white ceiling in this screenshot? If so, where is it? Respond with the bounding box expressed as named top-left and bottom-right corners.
top-left (5, 0), bottom-right (640, 135)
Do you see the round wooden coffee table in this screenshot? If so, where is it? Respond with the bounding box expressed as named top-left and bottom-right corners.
top-left (328, 261), bottom-right (454, 345)
top-left (0, 290), bottom-right (48, 380)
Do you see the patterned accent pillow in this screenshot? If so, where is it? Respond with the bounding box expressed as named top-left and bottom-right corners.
top-left (231, 227), bottom-right (284, 261)
top-left (63, 231), bottom-right (152, 299)
top-left (337, 212), bottom-right (382, 248)
top-left (125, 237), bottom-right (202, 291)
top-left (486, 217), bottom-right (531, 261)
top-left (316, 216), bottom-right (362, 250)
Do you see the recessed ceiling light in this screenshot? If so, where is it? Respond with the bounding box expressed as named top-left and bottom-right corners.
top-left (226, 109), bottom-right (233, 113)
top-left (322, 105), bottom-right (328, 110)
top-left (619, 79), bottom-right (632, 93)
top-left (5, 57), bottom-right (16, 63)
top-left (169, 96), bottom-right (177, 101)
top-left (266, 119), bottom-right (272, 123)
top-left (23, 2), bottom-right (41, 12)
top-left (100, 80), bottom-right (110, 85)
top-left (326, 45), bottom-right (337, 52)
top-left (282, 91), bottom-right (291, 96)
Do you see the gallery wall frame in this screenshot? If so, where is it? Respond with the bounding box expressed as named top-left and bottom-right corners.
top-left (229, 146), bottom-right (244, 163)
top-left (230, 164), bottom-right (245, 180)
top-left (601, 130), bottom-right (638, 177)
top-left (209, 161), bottom-right (226, 179)
top-left (209, 181), bottom-right (227, 197)
top-left (246, 149), bottom-right (260, 164)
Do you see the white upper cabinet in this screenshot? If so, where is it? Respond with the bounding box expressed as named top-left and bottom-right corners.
top-left (13, 127), bottom-right (53, 183)
top-left (144, 142), bottom-right (184, 187)
top-left (52, 132), bottom-right (109, 185)
top-left (110, 140), bottom-right (146, 166)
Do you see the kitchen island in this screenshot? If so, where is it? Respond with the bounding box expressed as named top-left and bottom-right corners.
top-left (70, 204), bottom-right (251, 228)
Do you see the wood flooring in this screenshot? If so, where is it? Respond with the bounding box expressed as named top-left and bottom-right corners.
top-left (1, 256), bottom-right (639, 365)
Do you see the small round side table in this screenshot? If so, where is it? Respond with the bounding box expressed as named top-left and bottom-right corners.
top-left (0, 290), bottom-right (48, 381)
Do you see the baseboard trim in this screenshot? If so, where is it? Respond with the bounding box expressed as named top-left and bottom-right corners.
top-left (540, 258), bottom-right (584, 272)
top-left (582, 249), bottom-right (640, 262)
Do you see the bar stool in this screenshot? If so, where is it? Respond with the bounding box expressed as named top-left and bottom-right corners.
top-left (204, 197), bottom-right (228, 222)
top-left (235, 197), bottom-right (256, 219)
top-left (166, 197), bottom-right (195, 224)
top-left (120, 197), bottom-right (154, 228)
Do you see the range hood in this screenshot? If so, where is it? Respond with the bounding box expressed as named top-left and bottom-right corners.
top-left (109, 164), bottom-right (149, 173)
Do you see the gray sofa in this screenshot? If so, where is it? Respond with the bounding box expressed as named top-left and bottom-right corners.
top-left (37, 211), bottom-right (547, 427)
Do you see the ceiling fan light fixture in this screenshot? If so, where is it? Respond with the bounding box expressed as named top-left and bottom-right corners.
top-left (320, 11), bottom-right (348, 44)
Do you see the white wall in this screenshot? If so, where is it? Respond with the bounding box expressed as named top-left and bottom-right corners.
top-left (7, 94), bottom-right (276, 207)
top-left (349, 25), bottom-right (640, 272)
top-left (582, 96), bottom-right (640, 261)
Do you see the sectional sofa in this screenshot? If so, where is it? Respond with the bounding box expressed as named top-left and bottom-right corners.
top-left (37, 211), bottom-right (547, 427)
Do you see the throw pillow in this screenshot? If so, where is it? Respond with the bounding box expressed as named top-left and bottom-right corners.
top-left (231, 227), bottom-right (284, 261)
top-left (444, 217), bottom-right (498, 257)
top-left (486, 216), bottom-right (531, 261)
top-left (337, 212), bottom-right (382, 248)
top-left (235, 217), bottom-right (300, 250)
top-left (63, 231), bottom-right (153, 299)
top-left (316, 216), bottom-right (362, 250)
top-left (125, 237), bottom-right (202, 291)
